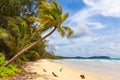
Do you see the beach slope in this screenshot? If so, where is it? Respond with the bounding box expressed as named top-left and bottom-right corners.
top-left (24, 59), bottom-right (117, 80)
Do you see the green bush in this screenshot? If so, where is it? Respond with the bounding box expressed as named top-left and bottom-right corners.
top-left (0, 52), bottom-right (21, 78)
top-left (21, 51), bottom-right (40, 61)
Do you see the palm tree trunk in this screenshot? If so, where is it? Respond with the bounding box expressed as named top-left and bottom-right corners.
top-left (4, 27), bottom-right (57, 67)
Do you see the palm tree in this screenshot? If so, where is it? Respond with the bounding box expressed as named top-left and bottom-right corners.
top-left (0, 0), bottom-right (45, 60)
top-left (4, 0), bottom-right (73, 66)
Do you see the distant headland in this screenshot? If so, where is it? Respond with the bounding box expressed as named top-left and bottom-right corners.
top-left (61, 56), bottom-right (111, 59)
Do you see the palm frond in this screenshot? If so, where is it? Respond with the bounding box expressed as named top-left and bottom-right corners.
top-left (38, 15), bottom-right (56, 26)
top-left (67, 29), bottom-right (74, 38)
top-left (62, 26), bottom-right (74, 38)
top-left (39, 0), bottom-right (62, 24)
top-left (62, 26), bottom-right (71, 30)
top-left (15, 17), bottom-right (28, 38)
top-left (61, 13), bottom-right (69, 23)
top-left (51, 0), bottom-right (62, 15)
top-left (57, 27), bottom-right (65, 37)
top-left (0, 27), bottom-right (9, 40)
top-left (7, 23), bottom-right (20, 37)
top-left (27, 17), bottom-right (36, 23)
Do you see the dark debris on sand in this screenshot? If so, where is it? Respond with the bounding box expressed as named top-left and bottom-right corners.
top-left (80, 75), bottom-right (85, 79)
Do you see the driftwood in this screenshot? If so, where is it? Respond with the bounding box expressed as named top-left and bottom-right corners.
top-left (52, 72), bottom-right (58, 77)
top-left (80, 75), bottom-right (85, 79)
top-left (43, 69), bottom-right (47, 72)
top-left (59, 67), bottom-right (63, 72)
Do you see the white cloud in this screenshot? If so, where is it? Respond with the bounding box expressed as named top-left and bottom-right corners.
top-left (55, 33), bottom-right (120, 57)
top-left (47, 0), bottom-right (120, 58)
top-left (67, 0), bottom-right (120, 39)
top-left (67, 6), bottom-right (104, 39)
top-left (83, 0), bottom-right (120, 17)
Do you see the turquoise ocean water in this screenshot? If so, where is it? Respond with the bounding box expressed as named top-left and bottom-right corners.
top-left (54, 59), bottom-right (120, 78)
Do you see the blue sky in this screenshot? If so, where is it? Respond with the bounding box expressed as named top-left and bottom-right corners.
top-left (46, 0), bottom-right (120, 58)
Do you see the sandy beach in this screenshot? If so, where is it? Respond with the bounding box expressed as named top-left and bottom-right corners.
top-left (24, 59), bottom-right (118, 80)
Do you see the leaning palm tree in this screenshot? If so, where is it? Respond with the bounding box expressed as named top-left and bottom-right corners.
top-left (4, 0), bottom-right (73, 66)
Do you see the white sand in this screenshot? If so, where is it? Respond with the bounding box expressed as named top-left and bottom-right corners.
top-left (25, 59), bottom-right (118, 80)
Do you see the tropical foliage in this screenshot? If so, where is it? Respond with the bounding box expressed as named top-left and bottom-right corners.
top-left (0, 52), bottom-right (20, 78)
top-left (0, 0), bottom-right (73, 67)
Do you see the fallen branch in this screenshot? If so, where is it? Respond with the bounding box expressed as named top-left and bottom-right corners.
top-left (59, 67), bottom-right (63, 72)
top-left (43, 69), bottom-right (47, 72)
top-left (52, 72), bottom-right (58, 77)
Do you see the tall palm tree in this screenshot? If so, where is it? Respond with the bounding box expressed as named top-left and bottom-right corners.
top-left (4, 0), bottom-right (73, 66)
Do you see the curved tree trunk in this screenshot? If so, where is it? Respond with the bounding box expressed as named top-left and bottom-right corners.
top-left (4, 27), bottom-right (57, 67)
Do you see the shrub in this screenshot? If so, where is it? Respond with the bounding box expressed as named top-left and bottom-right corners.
top-left (21, 51), bottom-right (40, 61)
top-left (0, 52), bottom-right (21, 78)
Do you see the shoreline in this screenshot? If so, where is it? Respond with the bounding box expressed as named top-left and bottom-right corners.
top-left (54, 59), bottom-right (120, 79)
top-left (23, 59), bottom-right (118, 80)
